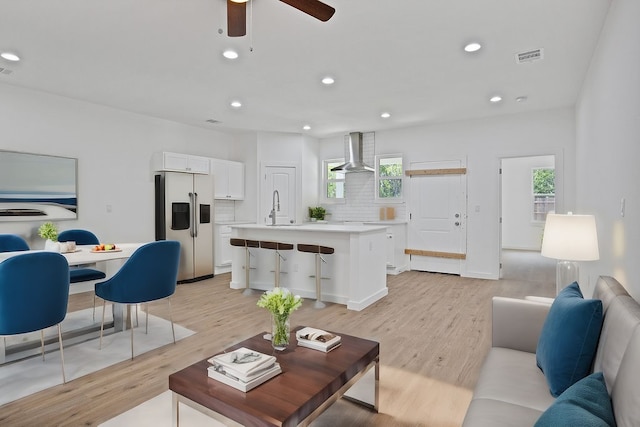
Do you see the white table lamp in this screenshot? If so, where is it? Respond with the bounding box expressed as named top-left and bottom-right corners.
top-left (541, 213), bottom-right (599, 294)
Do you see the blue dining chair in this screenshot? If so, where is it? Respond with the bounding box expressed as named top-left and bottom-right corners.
top-left (0, 234), bottom-right (30, 252)
top-left (0, 252), bottom-right (70, 382)
top-left (58, 229), bottom-right (107, 319)
top-left (95, 240), bottom-right (180, 359)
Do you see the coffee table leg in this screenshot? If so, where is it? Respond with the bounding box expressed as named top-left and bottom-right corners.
top-left (172, 392), bottom-right (180, 427)
top-left (374, 357), bottom-right (380, 412)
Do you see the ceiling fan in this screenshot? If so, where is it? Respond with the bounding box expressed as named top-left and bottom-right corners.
top-left (227, 0), bottom-right (335, 37)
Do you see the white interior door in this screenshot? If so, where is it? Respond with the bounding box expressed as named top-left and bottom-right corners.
top-left (262, 166), bottom-right (296, 225)
top-left (407, 160), bottom-right (467, 275)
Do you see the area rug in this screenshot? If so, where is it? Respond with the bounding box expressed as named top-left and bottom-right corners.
top-left (99, 390), bottom-right (225, 427)
top-left (0, 308), bottom-right (194, 406)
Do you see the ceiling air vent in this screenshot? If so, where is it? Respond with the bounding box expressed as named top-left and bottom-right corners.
top-left (516, 48), bottom-right (543, 64)
top-left (0, 67), bottom-right (13, 75)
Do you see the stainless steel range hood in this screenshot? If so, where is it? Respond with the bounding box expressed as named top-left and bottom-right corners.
top-left (330, 132), bottom-right (374, 173)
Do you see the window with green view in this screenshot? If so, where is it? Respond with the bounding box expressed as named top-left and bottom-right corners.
top-left (324, 159), bottom-right (345, 200)
top-left (377, 155), bottom-right (403, 200)
top-left (533, 168), bottom-right (555, 221)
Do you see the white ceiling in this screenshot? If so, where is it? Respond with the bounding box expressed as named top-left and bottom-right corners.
top-left (0, 0), bottom-right (611, 138)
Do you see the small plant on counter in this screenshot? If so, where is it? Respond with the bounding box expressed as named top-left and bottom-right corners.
top-left (38, 221), bottom-right (58, 241)
top-left (309, 206), bottom-right (326, 221)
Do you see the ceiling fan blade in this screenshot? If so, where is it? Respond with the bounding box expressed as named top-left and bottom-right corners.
top-left (227, 0), bottom-right (247, 37)
top-left (279, 0), bottom-right (335, 22)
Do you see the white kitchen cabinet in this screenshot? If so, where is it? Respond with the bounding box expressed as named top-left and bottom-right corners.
top-left (214, 224), bottom-right (233, 274)
top-left (365, 222), bottom-right (409, 275)
top-left (153, 152), bottom-right (210, 174)
top-left (211, 159), bottom-right (245, 200)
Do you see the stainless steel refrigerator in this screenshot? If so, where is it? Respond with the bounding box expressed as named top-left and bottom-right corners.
top-left (155, 171), bottom-right (214, 283)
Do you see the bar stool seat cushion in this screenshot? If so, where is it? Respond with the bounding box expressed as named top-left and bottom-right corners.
top-left (297, 244), bottom-right (335, 255)
top-left (260, 241), bottom-right (294, 251)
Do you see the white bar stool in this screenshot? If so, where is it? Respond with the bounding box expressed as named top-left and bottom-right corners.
top-left (230, 238), bottom-right (260, 295)
top-left (297, 244), bottom-right (334, 308)
top-left (259, 241), bottom-right (293, 288)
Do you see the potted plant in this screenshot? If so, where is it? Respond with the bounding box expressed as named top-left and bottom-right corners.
top-left (38, 221), bottom-right (60, 252)
top-left (308, 206), bottom-right (326, 222)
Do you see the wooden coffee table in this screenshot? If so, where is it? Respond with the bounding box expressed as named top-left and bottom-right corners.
top-left (169, 327), bottom-right (379, 426)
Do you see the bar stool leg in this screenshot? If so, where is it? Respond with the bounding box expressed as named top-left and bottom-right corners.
top-left (314, 253), bottom-right (326, 309)
top-left (242, 247), bottom-right (255, 296)
top-left (275, 251), bottom-right (281, 287)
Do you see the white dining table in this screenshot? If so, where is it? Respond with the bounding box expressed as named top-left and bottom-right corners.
top-left (0, 243), bottom-right (146, 364)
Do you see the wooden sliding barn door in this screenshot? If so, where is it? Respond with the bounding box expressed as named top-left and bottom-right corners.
top-left (406, 160), bottom-right (467, 275)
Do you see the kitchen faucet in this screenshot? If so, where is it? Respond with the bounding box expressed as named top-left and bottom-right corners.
top-left (269, 189), bottom-right (280, 225)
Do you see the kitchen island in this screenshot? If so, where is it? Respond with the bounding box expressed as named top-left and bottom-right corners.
top-left (229, 223), bottom-right (388, 311)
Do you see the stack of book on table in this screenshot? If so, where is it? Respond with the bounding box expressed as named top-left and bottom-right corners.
top-left (207, 347), bottom-right (281, 392)
top-left (296, 327), bottom-right (342, 352)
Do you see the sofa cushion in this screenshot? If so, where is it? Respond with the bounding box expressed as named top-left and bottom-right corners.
top-left (593, 296), bottom-right (640, 390)
top-left (472, 347), bottom-right (555, 412)
top-left (611, 326), bottom-right (640, 427)
top-left (534, 372), bottom-right (615, 427)
top-left (536, 282), bottom-right (604, 397)
top-left (463, 398), bottom-right (544, 427)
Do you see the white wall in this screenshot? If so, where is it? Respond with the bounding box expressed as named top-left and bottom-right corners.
top-left (321, 108), bottom-right (575, 279)
top-left (502, 155), bottom-right (555, 250)
top-left (255, 132), bottom-right (319, 224)
top-left (576, 0), bottom-right (640, 298)
top-left (0, 83), bottom-right (255, 246)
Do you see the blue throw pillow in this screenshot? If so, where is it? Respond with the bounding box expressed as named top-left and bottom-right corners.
top-left (535, 372), bottom-right (616, 427)
top-left (536, 282), bottom-right (604, 397)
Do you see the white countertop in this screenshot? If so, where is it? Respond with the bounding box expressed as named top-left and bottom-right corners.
top-left (230, 223), bottom-right (387, 233)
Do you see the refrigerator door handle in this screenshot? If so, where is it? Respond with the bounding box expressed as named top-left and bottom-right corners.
top-left (189, 192), bottom-right (196, 238)
top-left (193, 192), bottom-right (199, 238)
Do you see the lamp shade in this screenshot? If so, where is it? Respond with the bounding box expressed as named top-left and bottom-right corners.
top-left (541, 214), bottom-right (599, 261)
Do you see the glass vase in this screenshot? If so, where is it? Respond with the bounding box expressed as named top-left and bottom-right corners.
top-left (272, 314), bottom-right (290, 351)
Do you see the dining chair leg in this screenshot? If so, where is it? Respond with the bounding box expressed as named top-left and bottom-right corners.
top-left (99, 300), bottom-right (106, 349)
top-left (57, 324), bottom-right (66, 384)
top-left (168, 299), bottom-right (176, 344)
top-left (40, 330), bottom-right (45, 361)
top-left (145, 303), bottom-right (149, 335)
top-left (92, 294), bottom-right (96, 321)
top-left (130, 304), bottom-right (135, 360)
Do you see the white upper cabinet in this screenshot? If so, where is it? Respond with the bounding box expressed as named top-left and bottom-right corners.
top-left (211, 159), bottom-right (245, 200)
top-left (153, 152), bottom-right (210, 174)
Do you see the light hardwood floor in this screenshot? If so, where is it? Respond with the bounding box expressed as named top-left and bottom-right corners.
top-left (0, 253), bottom-right (554, 426)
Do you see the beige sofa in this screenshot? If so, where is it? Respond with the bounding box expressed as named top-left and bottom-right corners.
top-left (462, 276), bottom-right (640, 427)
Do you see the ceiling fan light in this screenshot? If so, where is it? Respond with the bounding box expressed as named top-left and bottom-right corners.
top-left (223, 49), bottom-right (239, 59)
top-left (0, 52), bottom-right (20, 62)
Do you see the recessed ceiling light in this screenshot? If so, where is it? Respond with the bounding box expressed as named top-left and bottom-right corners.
top-left (321, 76), bottom-right (335, 85)
top-left (223, 49), bottom-right (239, 59)
top-left (464, 42), bottom-right (482, 53)
top-left (230, 0), bottom-right (249, 3)
top-left (489, 95), bottom-right (503, 103)
top-left (380, 112), bottom-right (391, 119)
top-left (230, 100), bottom-right (242, 108)
top-left (0, 52), bottom-right (20, 62)
top-left (516, 96), bottom-right (528, 103)
top-left (303, 125), bottom-right (311, 131)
